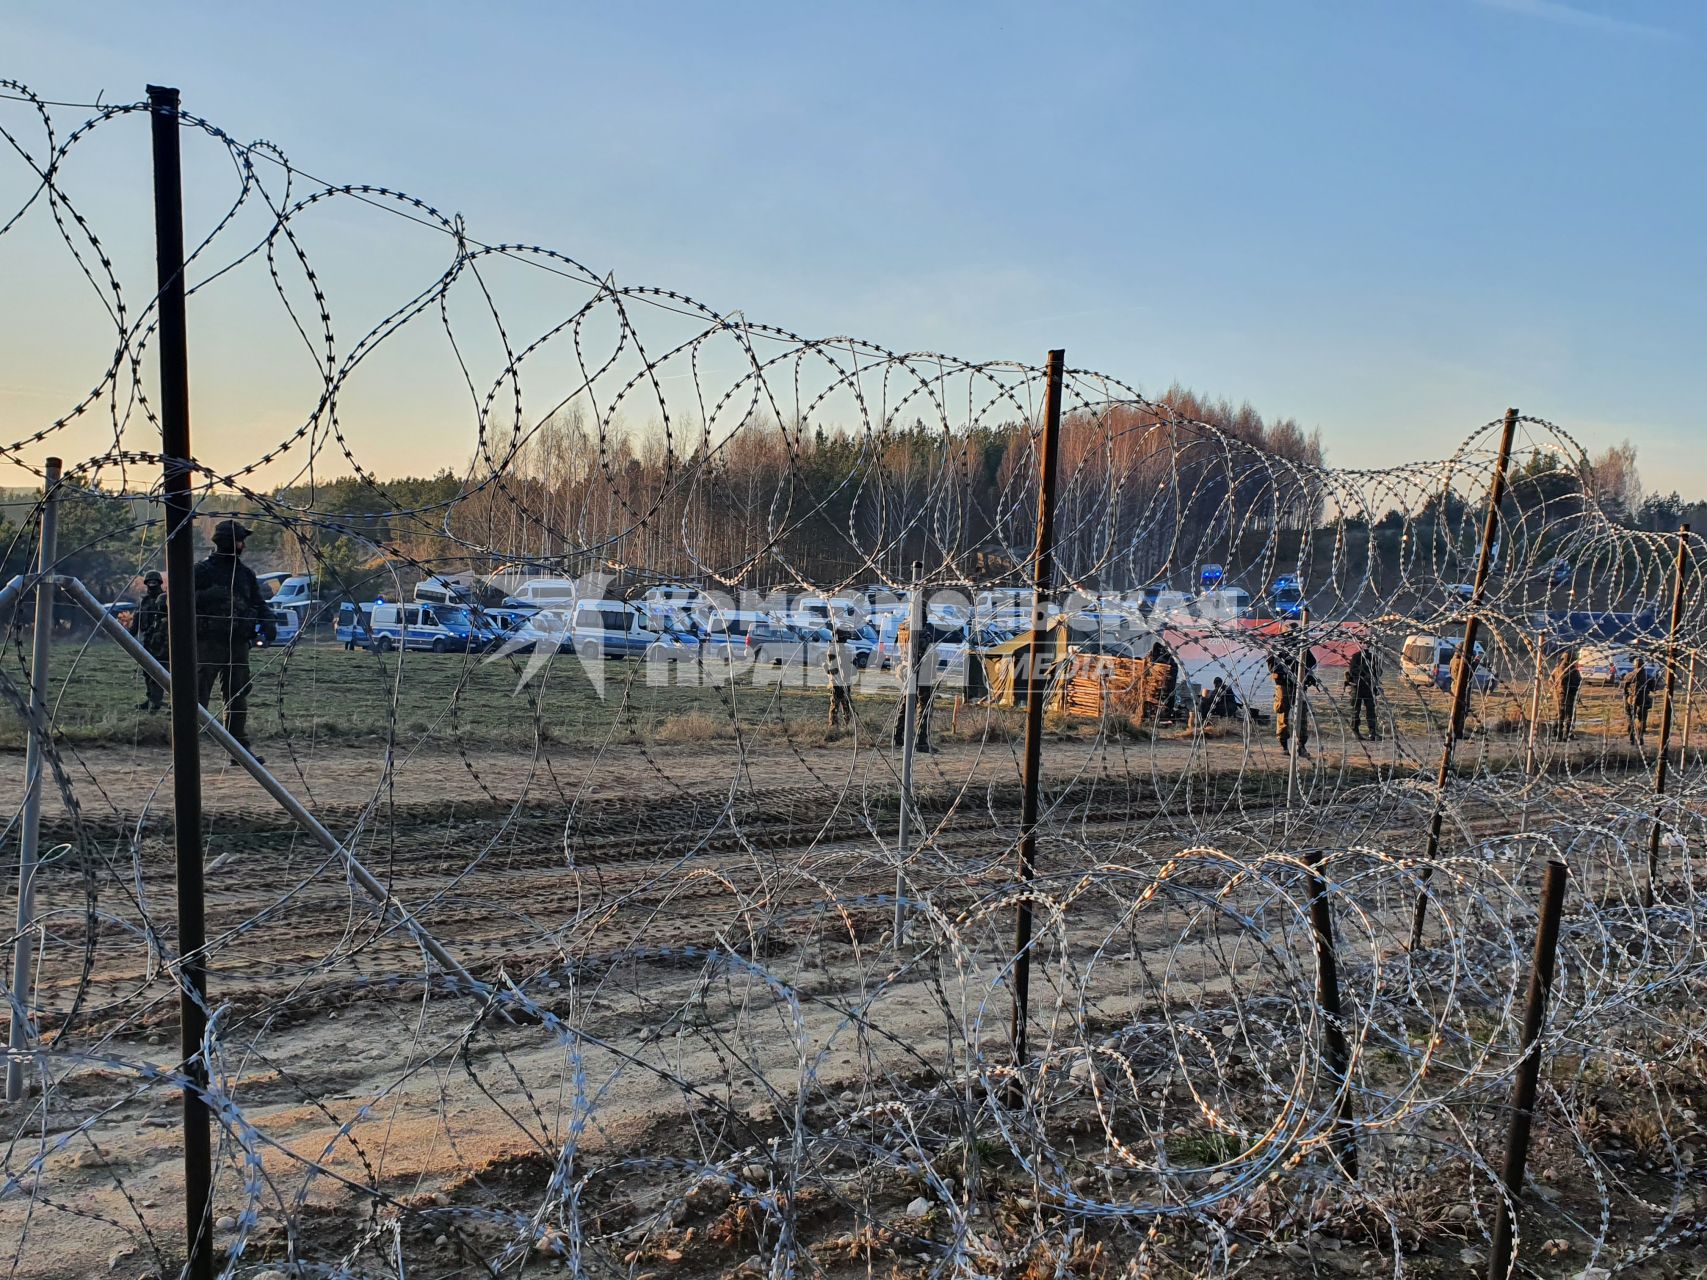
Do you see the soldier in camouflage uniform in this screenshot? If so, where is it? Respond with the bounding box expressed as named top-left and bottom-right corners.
top-left (129, 570), bottom-right (170, 711)
top-left (193, 519), bottom-right (275, 760)
top-left (1344, 644), bottom-right (1382, 741)
top-left (1623, 663), bottom-right (1656, 746)
top-left (1552, 645), bottom-right (1582, 741)
top-left (1268, 628), bottom-right (1318, 759)
top-left (824, 630), bottom-right (856, 731)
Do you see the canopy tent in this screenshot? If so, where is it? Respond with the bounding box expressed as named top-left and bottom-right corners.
top-left (979, 621), bottom-right (1073, 708)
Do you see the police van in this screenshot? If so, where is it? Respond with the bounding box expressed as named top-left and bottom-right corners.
top-left (568, 600), bottom-right (654, 659)
top-left (367, 602), bottom-right (484, 653)
top-left (335, 602), bottom-right (374, 646)
top-left (1400, 633), bottom-right (1496, 691)
top-left (264, 604), bottom-right (302, 647)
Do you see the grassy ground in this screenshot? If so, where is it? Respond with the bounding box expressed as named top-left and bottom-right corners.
top-left (0, 639), bottom-right (859, 750)
top-left (0, 634), bottom-right (1681, 757)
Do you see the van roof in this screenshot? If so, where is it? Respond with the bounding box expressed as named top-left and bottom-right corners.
top-left (705, 608), bottom-right (770, 622)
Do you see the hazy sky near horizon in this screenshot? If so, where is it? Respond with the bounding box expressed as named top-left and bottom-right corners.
top-left (5, 0), bottom-right (1703, 493)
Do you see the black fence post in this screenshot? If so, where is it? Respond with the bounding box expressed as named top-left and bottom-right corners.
top-left (148, 82), bottom-right (214, 1280)
top-left (1410, 408), bottom-right (1519, 950)
top-left (5, 457), bottom-right (60, 1104)
top-left (1306, 851), bottom-right (1357, 1179)
top-left (1006, 349), bottom-right (1064, 1107)
top-left (1487, 858), bottom-right (1569, 1280)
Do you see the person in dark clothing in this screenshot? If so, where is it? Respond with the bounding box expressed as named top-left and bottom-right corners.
top-left (1197, 676), bottom-right (1240, 723)
top-left (1623, 663), bottom-right (1656, 746)
top-left (1552, 646), bottom-right (1582, 741)
top-left (824, 631), bottom-right (856, 731)
top-left (1148, 640), bottom-right (1180, 722)
top-left (130, 570), bottom-right (170, 710)
top-left (193, 519), bottom-right (275, 760)
top-left (1269, 629), bottom-right (1318, 758)
top-left (1344, 645), bottom-right (1381, 741)
top-left (889, 620), bottom-right (934, 752)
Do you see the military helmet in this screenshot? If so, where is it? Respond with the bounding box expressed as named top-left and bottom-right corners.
top-left (142, 570), bottom-right (163, 585)
top-left (212, 517), bottom-right (253, 547)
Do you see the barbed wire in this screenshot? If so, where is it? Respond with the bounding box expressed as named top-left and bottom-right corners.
top-left (2, 83), bottom-right (1704, 1279)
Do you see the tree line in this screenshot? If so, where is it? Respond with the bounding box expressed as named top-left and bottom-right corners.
top-left (0, 407), bottom-right (1688, 611)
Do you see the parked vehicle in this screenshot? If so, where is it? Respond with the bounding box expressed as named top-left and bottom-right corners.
top-left (483, 560), bottom-right (559, 597)
top-left (483, 606), bottom-right (538, 633)
top-left (974, 588), bottom-right (1033, 630)
top-left (637, 599), bottom-right (694, 631)
top-left (749, 624), bottom-right (808, 666)
top-left (568, 600), bottom-right (653, 659)
top-left (779, 594), bottom-right (866, 632)
top-left (1064, 608), bottom-right (1140, 643)
top-left (335, 601), bottom-right (374, 647)
top-left (1400, 633), bottom-right (1496, 691)
top-left (839, 623), bottom-right (879, 669)
top-left (1270, 575), bottom-right (1307, 620)
top-left (368, 603), bottom-right (485, 653)
top-left (503, 577), bottom-right (581, 608)
top-left (263, 604), bottom-right (302, 647)
top-left (1191, 587), bottom-right (1254, 621)
top-left (468, 606), bottom-right (509, 650)
top-left (269, 574), bottom-right (318, 606)
top-left (1141, 588), bottom-right (1193, 616)
top-left (698, 610), bottom-right (804, 665)
top-left (640, 583), bottom-right (704, 610)
top-left (500, 608), bottom-right (574, 654)
top-left (413, 575), bottom-right (476, 607)
top-left (870, 612), bottom-right (968, 671)
top-left (856, 583), bottom-right (906, 610)
top-left (1530, 604), bottom-right (1663, 646)
top-left (1577, 642), bottom-right (1637, 686)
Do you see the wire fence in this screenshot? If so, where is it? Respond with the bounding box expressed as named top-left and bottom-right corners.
top-left (2, 81), bottom-right (1705, 1280)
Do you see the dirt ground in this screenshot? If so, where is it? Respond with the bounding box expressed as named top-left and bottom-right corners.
top-left (0, 698), bottom-right (1695, 1278)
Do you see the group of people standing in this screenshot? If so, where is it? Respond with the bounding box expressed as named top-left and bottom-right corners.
top-left (1196, 627), bottom-right (1384, 758)
top-left (1548, 644), bottom-right (1661, 745)
top-left (124, 518), bottom-right (277, 761)
top-left (129, 543), bottom-right (1671, 767)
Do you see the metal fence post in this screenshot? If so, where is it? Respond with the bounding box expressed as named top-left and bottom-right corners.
top-left (1410, 408), bottom-right (1518, 950)
top-left (1487, 858), bottom-right (1569, 1280)
top-left (1285, 607), bottom-right (1310, 815)
top-left (1305, 850), bottom-right (1357, 1179)
top-left (149, 82), bottom-right (214, 1280)
top-left (1007, 349), bottom-right (1064, 1106)
top-left (894, 558), bottom-right (925, 941)
top-left (1681, 655), bottom-right (1696, 770)
top-left (5, 457), bottom-right (60, 1103)
top-left (1644, 524), bottom-right (1690, 908)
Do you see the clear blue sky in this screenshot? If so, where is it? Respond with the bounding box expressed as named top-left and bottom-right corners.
top-left (6, 0), bottom-right (1703, 491)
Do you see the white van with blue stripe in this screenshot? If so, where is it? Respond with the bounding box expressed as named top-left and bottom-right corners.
top-left (368, 603), bottom-right (482, 653)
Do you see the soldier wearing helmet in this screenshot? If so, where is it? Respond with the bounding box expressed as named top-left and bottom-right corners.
top-left (192, 518), bottom-right (275, 760)
top-left (130, 569), bottom-right (170, 710)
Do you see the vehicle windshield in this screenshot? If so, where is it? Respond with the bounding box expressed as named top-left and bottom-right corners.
top-left (655, 608), bottom-right (694, 632)
top-left (434, 606), bottom-right (471, 626)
